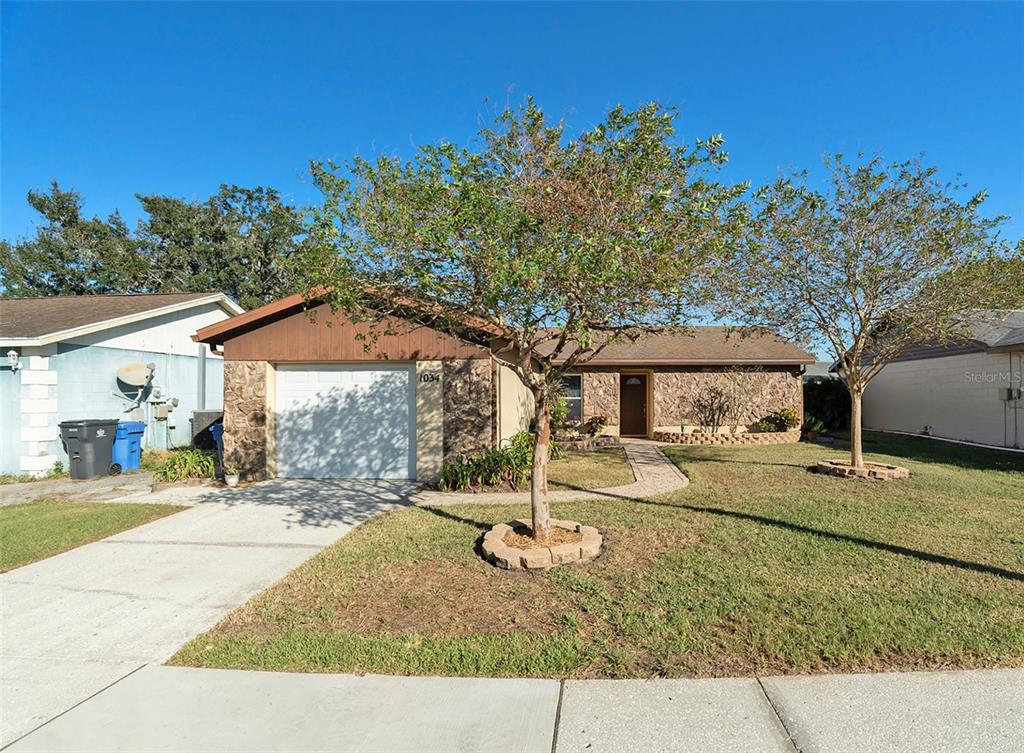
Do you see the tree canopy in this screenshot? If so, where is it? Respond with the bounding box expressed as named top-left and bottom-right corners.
top-left (298, 98), bottom-right (748, 539)
top-left (725, 155), bottom-right (1012, 468)
top-left (1, 182), bottom-right (303, 309)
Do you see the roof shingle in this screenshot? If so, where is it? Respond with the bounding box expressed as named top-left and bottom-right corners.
top-left (0, 293), bottom-right (224, 339)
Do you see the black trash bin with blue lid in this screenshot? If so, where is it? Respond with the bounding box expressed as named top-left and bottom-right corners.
top-left (111, 421), bottom-right (146, 474)
top-left (58, 419), bottom-right (119, 480)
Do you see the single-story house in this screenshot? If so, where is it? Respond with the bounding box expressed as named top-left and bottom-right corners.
top-left (863, 310), bottom-right (1024, 449)
top-left (0, 292), bottom-right (242, 476)
top-left (193, 294), bottom-right (815, 482)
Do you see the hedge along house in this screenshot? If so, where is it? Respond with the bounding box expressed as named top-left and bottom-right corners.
top-left (0, 293), bottom-right (242, 476)
top-left (194, 294), bottom-right (815, 483)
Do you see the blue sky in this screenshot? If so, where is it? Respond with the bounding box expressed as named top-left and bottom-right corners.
top-left (2, 1), bottom-right (1022, 242)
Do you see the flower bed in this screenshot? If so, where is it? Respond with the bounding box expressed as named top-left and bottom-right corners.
top-left (653, 429), bottom-right (802, 446)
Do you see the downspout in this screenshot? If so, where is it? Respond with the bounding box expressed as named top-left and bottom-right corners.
top-left (197, 344), bottom-right (207, 411)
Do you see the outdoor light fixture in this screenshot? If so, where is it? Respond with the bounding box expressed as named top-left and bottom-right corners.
top-left (6, 350), bottom-right (21, 371)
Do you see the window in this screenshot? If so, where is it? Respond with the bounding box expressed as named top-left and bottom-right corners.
top-left (562, 374), bottom-right (583, 422)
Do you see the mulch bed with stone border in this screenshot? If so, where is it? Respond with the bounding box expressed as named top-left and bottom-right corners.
top-left (652, 429), bottom-right (802, 446)
top-left (814, 459), bottom-right (911, 480)
top-left (482, 519), bottom-right (603, 571)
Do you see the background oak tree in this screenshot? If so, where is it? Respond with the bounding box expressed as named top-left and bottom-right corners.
top-left (1, 183), bottom-right (303, 309)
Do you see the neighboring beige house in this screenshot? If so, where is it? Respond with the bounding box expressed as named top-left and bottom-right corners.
top-left (193, 293), bottom-right (814, 482)
top-left (862, 311), bottom-right (1024, 449)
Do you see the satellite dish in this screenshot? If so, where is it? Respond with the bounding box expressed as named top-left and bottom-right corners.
top-left (117, 362), bottom-right (155, 387)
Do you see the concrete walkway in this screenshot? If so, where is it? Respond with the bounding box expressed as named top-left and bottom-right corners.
top-left (0, 479), bottom-right (413, 747)
top-left (5, 665), bottom-right (1021, 752)
top-left (412, 439), bottom-right (688, 506)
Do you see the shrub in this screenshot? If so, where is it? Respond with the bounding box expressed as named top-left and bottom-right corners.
top-left (583, 415), bottom-right (609, 436)
top-left (757, 407), bottom-right (800, 433)
top-left (550, 398), bottom-right (570, 430)
top-left (688, 384), bottom-right (735, 433)
top-left (154, 448), bottom-right (217, 482)
top-left (439, 431), bottom-right (562, 491)
top-left (803, 377), bottom-right (850, 432)
top-left (803, 415), bottom-right (827, 435)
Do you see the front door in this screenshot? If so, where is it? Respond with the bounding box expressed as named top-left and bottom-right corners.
top-left (619, 374), bottom-right (648, 437)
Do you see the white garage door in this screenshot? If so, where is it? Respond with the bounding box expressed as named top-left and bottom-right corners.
top-left (275, 364), bottom-right (416, 479)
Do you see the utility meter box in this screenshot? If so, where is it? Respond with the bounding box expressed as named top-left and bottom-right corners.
top-left (999, 387), bottom-right (1022, 401)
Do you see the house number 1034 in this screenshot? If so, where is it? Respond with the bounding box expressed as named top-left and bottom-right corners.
top-left (419, 373), bottom-right (440, 383)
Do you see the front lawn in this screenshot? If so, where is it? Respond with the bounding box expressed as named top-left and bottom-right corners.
top-left (171, 432), bottom-right (1024, 678)
top-left (540, 447), bottom-right (635, 491)
top-left (0, 498), bottom-right (183, 572)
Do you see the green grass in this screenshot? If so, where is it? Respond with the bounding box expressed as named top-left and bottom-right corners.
top-left (545, 447), bottom-right (635, 490)
top-left (0, 498), bottom-right (184, 572)
top-left (171, 431), bottom-right (1024, 678)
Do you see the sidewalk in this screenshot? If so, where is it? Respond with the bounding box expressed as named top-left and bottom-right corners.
top-left (5, 665), bottom-right (1021, 752)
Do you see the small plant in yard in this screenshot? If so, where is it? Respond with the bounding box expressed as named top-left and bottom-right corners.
top-left (440, 431), bottom-right (563, 491)
top-left (549, 398), bottom-right (570, 433)
top-left (757, 407), bottom-right (800, 432)
top-left (583, 415), bottom-right (609, 437)
top-left (803, 415), bottom-right (828, 439)
top-left (154, 448), bottom-right (216, 483)
top-left (687, 384), bottom-right (734, 433)
top-left (803, 378), bottom-right (851, 432)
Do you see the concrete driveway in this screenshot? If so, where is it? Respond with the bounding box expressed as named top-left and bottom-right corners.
top-left (0, 479), bottom-right (411, 747)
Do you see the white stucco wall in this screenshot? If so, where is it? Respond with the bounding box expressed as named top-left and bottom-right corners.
top-left (863, 351), bottom-right (1023, 449)
top-left (496, 361), bottom-right (533, 443)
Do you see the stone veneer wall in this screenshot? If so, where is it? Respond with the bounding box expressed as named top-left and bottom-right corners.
top-left (652, 367), bottom-right (802, 429)
top-left (443, 359), bottom-right (493, 459)
top-left (222, 360), bottom-right (269, 481)
top-left (577, 365), bottom-right (802, 432)
top-left (581, 371), bottom-right (619, 426)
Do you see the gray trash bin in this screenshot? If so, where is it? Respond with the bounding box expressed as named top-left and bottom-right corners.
top-left (58, 419), bottom-right (119, 480)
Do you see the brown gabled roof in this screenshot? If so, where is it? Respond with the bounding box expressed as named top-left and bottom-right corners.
top-left (194, 293), bottom-right (310, 344)
top-left (1, 293), bottom-right (240, 340)
top-left (195, 293), bottom-right (814, 366)
top-left (537, 328), bottom-right (815, 366)
top-left (193, 291), bottom-right (502, 346)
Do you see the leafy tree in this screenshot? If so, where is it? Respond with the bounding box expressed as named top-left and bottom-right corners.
top-left (727, 155), bottom-right (1011, 470)
top-left (298, 99), bottom-right (746, 541)
top-left (1, 183), bottom-right (303, 308)
top-left (137, 185), bottom-right (304, 309)
top-left (0, 182), bottom-right (145, 296)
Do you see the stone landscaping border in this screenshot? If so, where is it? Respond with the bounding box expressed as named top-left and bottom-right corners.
top-left (652, 429), bottom-right (801, 446)
top-left (482, 519), bottom-right (603, 571)
top-left (552, 436), bottom-right (622, 451)
top-left (815, 459), bottom-right (910, 480)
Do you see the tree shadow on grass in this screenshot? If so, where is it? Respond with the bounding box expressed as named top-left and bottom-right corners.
top-left (418, 504), bottom-right (492, 531)
top-left (634, 496), bottom-right (1024, 583)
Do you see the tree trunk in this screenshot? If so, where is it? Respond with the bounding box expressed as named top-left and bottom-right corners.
top-left (531, 394), bottom-right (551, 543)
top-left (850, 388), bottom-right (864, 469)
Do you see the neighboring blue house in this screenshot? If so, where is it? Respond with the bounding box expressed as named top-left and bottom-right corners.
top-left (0, 293), bottom-right (242, 476)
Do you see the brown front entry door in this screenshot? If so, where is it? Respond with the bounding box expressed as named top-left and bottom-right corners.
top-left (619, 374), bottom-right (648, 436)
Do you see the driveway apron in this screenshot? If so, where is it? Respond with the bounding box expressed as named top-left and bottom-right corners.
top-left (0, 479), bottom-right (410, 747)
